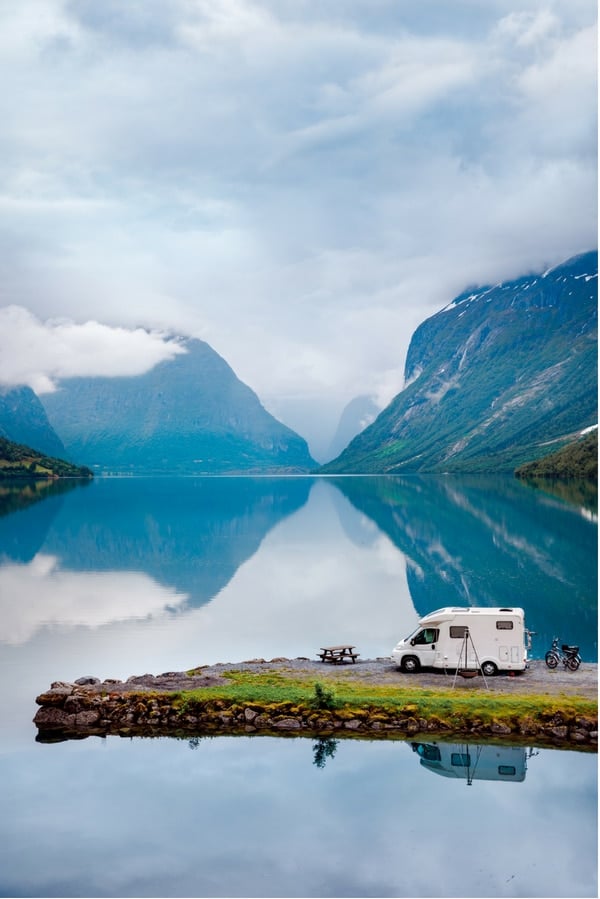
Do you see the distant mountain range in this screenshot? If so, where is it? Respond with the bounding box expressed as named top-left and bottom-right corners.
top-left (39, 338), bottom-right (316, 474)
top-left (1, 252), bottom-right (596, 477)
top-left (322, 251), bottom-right (598, 474)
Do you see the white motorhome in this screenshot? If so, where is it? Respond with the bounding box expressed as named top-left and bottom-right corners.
top-left (391, 606), bottom-right (531, 676)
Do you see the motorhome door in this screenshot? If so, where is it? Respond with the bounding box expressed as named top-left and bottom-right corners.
top-left (409, 627), bottom-right (440, 665)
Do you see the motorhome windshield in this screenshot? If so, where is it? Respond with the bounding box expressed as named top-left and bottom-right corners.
top-left (404, 626), bottom-right (421, 642)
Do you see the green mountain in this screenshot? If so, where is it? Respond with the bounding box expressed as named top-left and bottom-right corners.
top-left (0, 436), bottom-right (93, 480)
top-left (0, 385), bottom-right (66, 458)
top-left (41, 337), bottom-right (317, 474)
top-left (322, 251), bottom-right (598, 473)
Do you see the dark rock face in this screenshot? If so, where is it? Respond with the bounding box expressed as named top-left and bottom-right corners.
top-left (323, 251), bottom-right (598, 473)
top-left (0, 386), bottom-right (66, 458)
top-left (41, 338), bottom-right (317, 473)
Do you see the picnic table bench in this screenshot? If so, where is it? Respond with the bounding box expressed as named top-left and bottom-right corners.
top-left (318, 645), bottom-right (359, 664)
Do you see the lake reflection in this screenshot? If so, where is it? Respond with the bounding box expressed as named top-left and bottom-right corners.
top-left (0, 734), bottom-right (596, 898)
top-left (0, 474), bottom-right (596, 671)
top-left (331, 474), bottom-right (598, 659)
top-left (0, 475), bottom-right (597, 898)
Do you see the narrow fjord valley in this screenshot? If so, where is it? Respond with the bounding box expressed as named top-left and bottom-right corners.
top-left (1, 251), bottom-right (597, 481)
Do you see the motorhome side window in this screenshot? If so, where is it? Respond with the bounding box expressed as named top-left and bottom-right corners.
top-left (449, 626), bottom-right (467, 638)
top-left (496, 621), bottom-right (514, 630)
top-left (451, 752), bottom-right (471, 767)
top-left (413, 628), bottom-right (439, 645)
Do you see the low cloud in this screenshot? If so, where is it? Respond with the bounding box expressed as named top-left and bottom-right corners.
top-left (0, 306), bottom-right (186, 393)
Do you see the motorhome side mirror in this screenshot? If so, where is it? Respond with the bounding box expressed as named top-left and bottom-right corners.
top-left (410, 639), bottom-right (415, 646)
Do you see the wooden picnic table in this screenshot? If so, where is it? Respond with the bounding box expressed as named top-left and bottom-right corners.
top-left (318, 645), bottom-right (359, 664)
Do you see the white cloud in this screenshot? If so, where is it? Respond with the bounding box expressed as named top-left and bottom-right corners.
top-left (0, 306), bottom-right (186, 393)
top-left (494, 9), bottom-right (561, 46)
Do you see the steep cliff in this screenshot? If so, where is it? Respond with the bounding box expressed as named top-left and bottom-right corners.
top-left (323, 251), bottom-right (597, 473)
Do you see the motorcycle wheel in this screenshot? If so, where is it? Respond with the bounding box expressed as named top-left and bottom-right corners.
top-left (566, 656), bottom-right (580, 671)
top-left (545, 651), bottom-right (559, 669)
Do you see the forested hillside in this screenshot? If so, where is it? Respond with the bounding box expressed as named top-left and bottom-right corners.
top-left (515, 430), bottom-right (597, 481)
top-left (0, 436), bottom-right (93, 480)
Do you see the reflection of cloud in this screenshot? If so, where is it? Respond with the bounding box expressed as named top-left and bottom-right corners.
top-left (0, 554), bottom-right (188, 645)
top-left (0, 481), bottom-right (418, 680)
top-left (171, 483), bottom-right (417, 664)
top-left (0, 736), bottom-right (596, 899)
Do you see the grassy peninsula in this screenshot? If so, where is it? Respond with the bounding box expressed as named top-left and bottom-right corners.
top-left (34, 662), bottom-right (598, 748)
top-left (0, 436), bottom-right (93, 479)
top-left (172, 668), bottom-right (596, 740)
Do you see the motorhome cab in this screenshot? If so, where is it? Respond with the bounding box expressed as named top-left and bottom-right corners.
top-left (391, 606), bottom-right (531, 676)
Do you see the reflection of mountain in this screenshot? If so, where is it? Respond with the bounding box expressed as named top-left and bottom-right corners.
top-left (39, 477), bottom-right (313, 606)
top-left (0, 479), bottom-right (90, 563)
top-left (330, 475), bottom-right (597, 659)
top-left (515, 477), bottom-right (597, 518)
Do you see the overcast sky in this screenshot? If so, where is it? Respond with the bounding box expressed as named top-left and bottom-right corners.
top-left (0, 0), bottom-right (596, 457)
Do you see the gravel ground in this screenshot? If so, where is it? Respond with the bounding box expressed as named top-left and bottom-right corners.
top-left (203, 657), bottom-right (598, 698)
top-left (107, 656), bottom-right (597, 700)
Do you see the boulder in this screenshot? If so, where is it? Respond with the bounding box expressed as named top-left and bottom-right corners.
top-left (273, 718), bottom-right (301, 730)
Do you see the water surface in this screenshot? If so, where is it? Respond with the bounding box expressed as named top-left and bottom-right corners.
top-left (0, 475), bottom-right (596, 897)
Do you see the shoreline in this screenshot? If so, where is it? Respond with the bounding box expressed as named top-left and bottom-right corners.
top-left (34, 657), bottom-right (598, 749)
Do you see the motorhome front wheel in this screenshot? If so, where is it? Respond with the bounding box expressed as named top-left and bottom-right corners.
top-left (401, 656), bottom-right (420, 673)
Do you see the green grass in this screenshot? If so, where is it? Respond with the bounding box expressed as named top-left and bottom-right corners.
top-left (168, 670), bottom-right (596, 726)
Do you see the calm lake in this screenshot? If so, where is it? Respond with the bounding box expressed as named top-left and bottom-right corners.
top-left (0, 475), bottom-right (597, 898)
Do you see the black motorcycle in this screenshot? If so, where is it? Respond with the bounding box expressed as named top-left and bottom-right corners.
top-left (544, 637), bottom-right (581, 671)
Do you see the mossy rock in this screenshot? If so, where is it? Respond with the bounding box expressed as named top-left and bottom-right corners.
top-left (334, 708), bottom-right (362, 721)
top-left (366, 712), bottom-right (393, 723)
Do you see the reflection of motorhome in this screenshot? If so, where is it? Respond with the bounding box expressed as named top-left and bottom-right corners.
top-left (410, 741), bottom-right (528, 783)
top-left (391, 606), bottom-right (531, 675)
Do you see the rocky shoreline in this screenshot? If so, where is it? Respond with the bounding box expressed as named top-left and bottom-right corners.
top-left (34, 657), bottom-right (598, 748)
